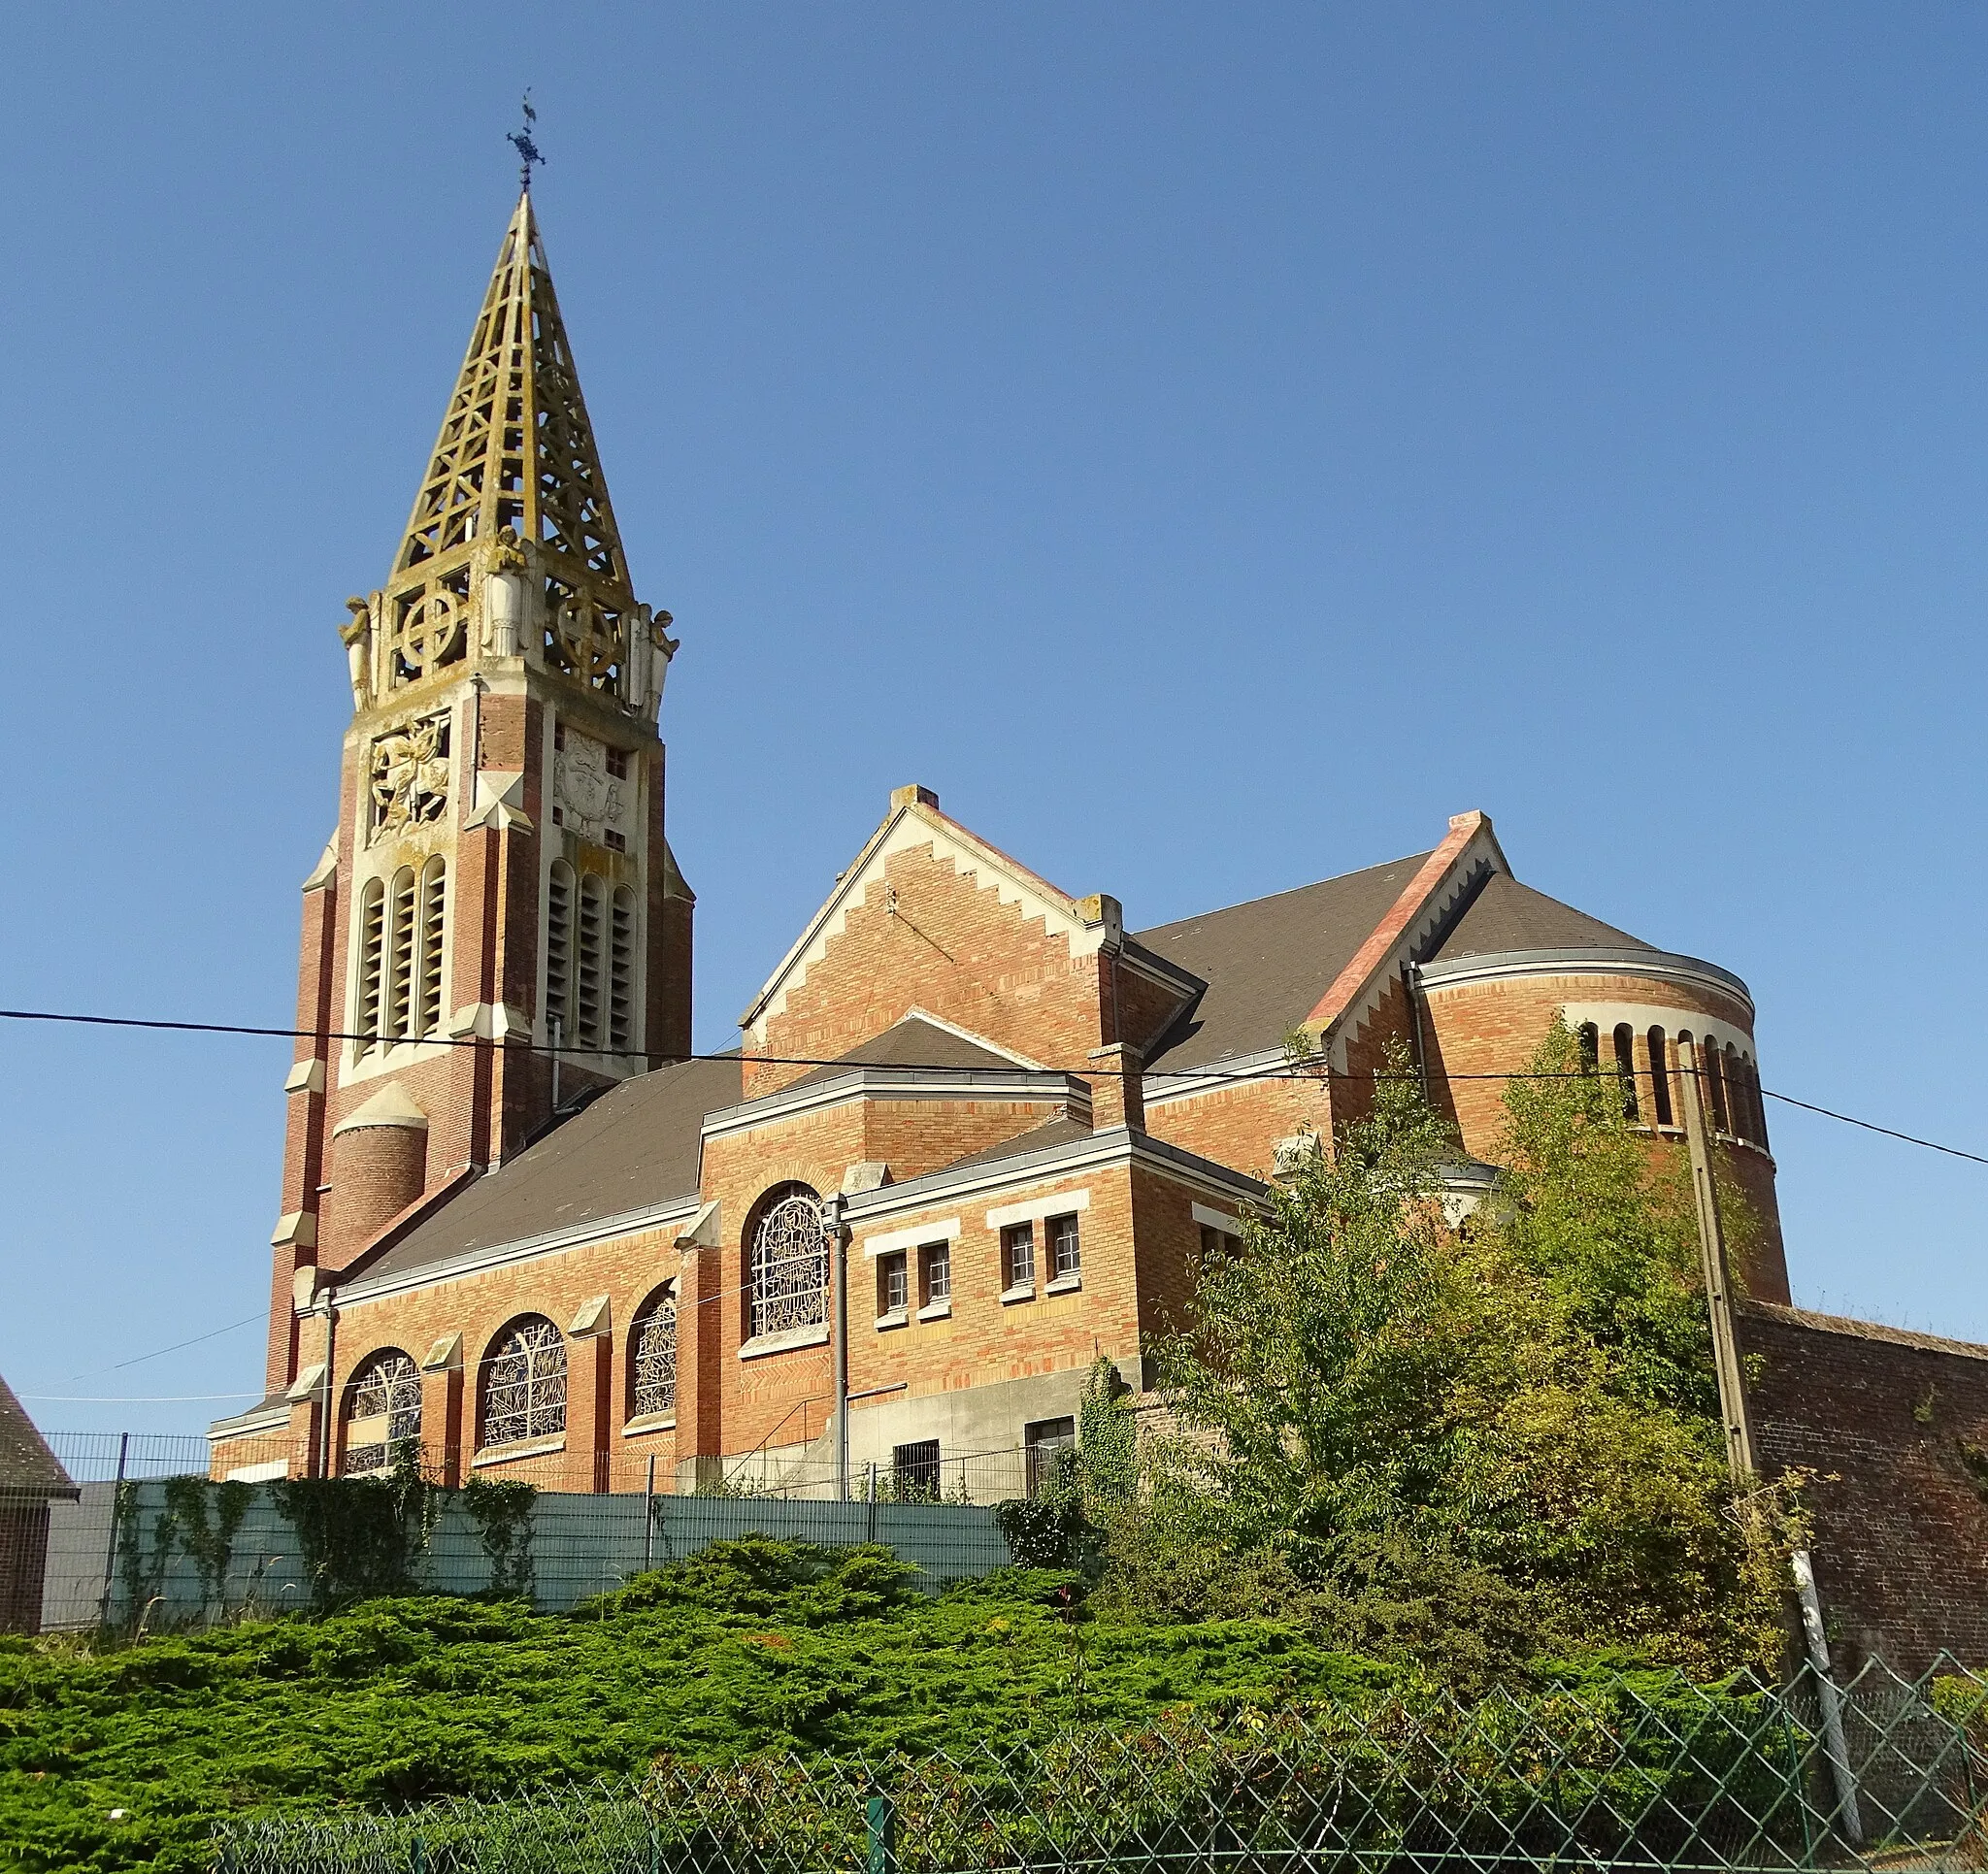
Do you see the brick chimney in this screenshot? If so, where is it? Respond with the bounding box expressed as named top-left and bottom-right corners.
top-left (1087, 1042), bottom-right (1145, 1133)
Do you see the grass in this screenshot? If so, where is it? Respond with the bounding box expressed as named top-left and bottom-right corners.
top-left (0, 1538), bottom-right (1400, 1872)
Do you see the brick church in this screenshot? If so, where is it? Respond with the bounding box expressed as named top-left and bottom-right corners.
top-left (209, 191), bottom-right (1791, 1498)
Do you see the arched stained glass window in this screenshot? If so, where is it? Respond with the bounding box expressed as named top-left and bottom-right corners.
top-left (482, 1315), bottom-right (566, 1446)
top-left (747, 1185), bottom-right (827, 1341)
top-left (631, 1285), bottom-right (678, 1419)
top-left (345, 1350), bottom-right (420, 1474)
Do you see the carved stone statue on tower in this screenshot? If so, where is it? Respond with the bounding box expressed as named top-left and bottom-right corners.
top-left (340, 597), bottom-right (374, 707)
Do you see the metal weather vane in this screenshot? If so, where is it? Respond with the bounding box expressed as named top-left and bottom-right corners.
top-left (507, 92), bottom-right (544, 193)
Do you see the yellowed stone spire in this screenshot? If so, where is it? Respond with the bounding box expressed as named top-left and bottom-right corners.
top-left (348, 192), bottom-right (665, 714)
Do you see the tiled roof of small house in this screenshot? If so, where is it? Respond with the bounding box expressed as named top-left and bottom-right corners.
top-left (0, 1373), bottom-right (76, 1499)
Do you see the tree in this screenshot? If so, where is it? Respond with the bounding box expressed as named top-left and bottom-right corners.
top-left (1140, 1030), bottom-right (1796, 1677)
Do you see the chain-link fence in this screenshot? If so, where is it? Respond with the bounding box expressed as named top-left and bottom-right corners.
top-left (213, 1659), bottom-right (1987, 1874)
top-left (36, 1431), bottom-right (1022, 1630)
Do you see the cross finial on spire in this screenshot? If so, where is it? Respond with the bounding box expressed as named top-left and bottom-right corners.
top-left (507, 91), bottom-right (543, 194)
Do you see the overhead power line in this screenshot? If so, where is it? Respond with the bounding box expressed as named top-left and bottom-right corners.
top-left (2, 1003), bottom-right (1984, 1164)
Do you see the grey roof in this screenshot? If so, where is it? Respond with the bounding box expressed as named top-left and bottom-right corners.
top-left (933, 1114), bottom-right (1095, 1174)
top-left (1426, 873), bottom-right (1656, 965)
top-left (356, 1053), bottom-right (744, 1285)
top-left (0, 1373), bottom-right (75, 1498)
top-left (785, 1016), bottom-right (1022, 1089)
top-left (1136, 852), bottom-right (1433, 1071)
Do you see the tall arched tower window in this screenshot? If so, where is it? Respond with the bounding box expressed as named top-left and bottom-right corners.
top-left (384, 866), bottom-right (417, 1041)
top-left (415, 857), bottom-right (447, 1040)
top-left (576, 874), bottom-right (606, 1050)
top-left (546, 860), bottom-right (575, 1042)
top-left (1704, 1038), bottom-right (1730, 1134)
top-left (356, 878), bottom-right (386, 1054)
top-left (746, 1184), bottom-right (827, 1341)
top-left (610, 885), bottom-right (636, 1054)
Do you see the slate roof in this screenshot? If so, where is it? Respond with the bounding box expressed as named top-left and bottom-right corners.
top-left (356, 1053), bottom-right (744, 1285)
top-left (933, 1114), bottom-right (1095, 1174)
top-left (0, 1372), bottom-right (76, 1499)
top-left (1425, 872), bottom-right (1656, 965)
top-left (784, 1016), bottom-right (1024, 1088)
top-left (1136, 852), bottom-right (1434, 1072)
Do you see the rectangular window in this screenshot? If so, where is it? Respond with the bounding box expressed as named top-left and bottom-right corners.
top-left (606, 746), bottom-right (631, 779)
top-left (553, 721), bottom-right (566, 750)
top-left (878, 1251), bottom-right (909, 1321)
top-left (1048, 1213), bottom-right (1080, 1282)
top-left (1024, 1416), bottom-right (1076, 1497)
top-left (1199, 1223), bottom-right (1239, 1262)
top-left (604, 828), bottom-right (626, 852)
top-left (893, 1438), bottom-right (942, 1501)
top-left (1002, 1222), bottom-right (1035, 1293)
top-left (920, 1240), bottom-right (951, 1308)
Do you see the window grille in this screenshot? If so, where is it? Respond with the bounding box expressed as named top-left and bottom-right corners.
top-left (1611, 1023), bottom-right (1640, 1121)
top-left (893, 1438), bottom-right (941, 1501)
top-left (747, 1187), bottom-right (827, 1340)
top-left (1645, 1027), bottom-right (1673, 1127)
top-left (546, 861), bottom-right (574, 1041)
top-left (482, 1316), bottom-right (567, 1446)
top-left (575, 873), bottom-right (605, 1050)
top-left (344, 1350), bottom-right (421, 1474)
top-left (384, 866), bottom-right (417, 1042)
top-left (606, 747), bottom-right (630, 780)
top-left (356, 879), bottom-right (385, 1053)
top-left (878, 1252), bottom-right (909, 1317)
top-left (609, 885), bottom-right (636, 1053)
top-left (415, 858), bottom-right (447, 1039)
top-left (1024, 1416), bottom-right (1076, 1497)
top-left (920, 1241), bottom-right (950, 1307)
top-left (631, 1287), bottom-right (678, 1418)
top-left (1049, 1214), bottom-right (1080, 1281)
top-left (1002, 1222), bottom-right (1035, 1291)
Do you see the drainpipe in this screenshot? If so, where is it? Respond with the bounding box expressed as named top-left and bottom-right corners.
top-left (1403, 961), bottom-right (1430, 1099)
top-left (315, 1290), bottom-right (339, 1480)
top-left (824, 1193), bottom-right (849, 1501)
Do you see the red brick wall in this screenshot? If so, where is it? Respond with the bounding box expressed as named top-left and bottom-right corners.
top-left (750, 842), bottom-right (1108, 1097)
top-left (1420, 970), bottom-right (1787, 1299)
top-left (1741, 1303), bottom-right (1988, 1673)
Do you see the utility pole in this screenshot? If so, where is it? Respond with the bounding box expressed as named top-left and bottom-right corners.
top-left (1677, 1035), bottom-right (1755, 1484)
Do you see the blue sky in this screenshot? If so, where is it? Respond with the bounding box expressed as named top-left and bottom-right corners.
top-left (4, 5), bottom-right (1985, 1438)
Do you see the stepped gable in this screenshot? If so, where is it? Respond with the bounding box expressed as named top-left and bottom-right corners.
top-left (353, 1054), bottom-right (743, 1284)
top-left (1426, 871), bottom-right (1657, 964)
top-left (1136, 851), bottom-right (1435, 1072)
top-left (0, 1374), bottom-right (74, 1500)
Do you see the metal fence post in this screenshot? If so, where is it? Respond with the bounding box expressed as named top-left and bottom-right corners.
top-left (866, 1793), bottom-right (897, 1874)
top-left (410, 1832), bottom-right (427, 1874)
top-left (95, 1430), bottom-right (129, 1629)
top-left (644, 1453), bottom-right (656, 1572)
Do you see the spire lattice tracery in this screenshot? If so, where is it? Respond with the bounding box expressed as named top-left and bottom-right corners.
top-left (380, 193), bottom-right (637, 696)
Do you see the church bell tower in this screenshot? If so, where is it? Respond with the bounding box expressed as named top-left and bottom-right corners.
top-left (263, 191), bottom-right (694, 1393)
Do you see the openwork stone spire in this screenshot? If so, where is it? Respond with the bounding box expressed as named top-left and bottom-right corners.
top-left (351, 193), bottom-right (670, 713)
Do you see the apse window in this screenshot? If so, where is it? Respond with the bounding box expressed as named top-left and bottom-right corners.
top-left (1001, 1223), bottom-right (1035, 1298)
